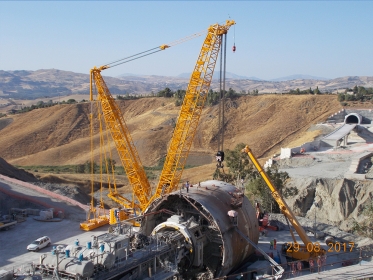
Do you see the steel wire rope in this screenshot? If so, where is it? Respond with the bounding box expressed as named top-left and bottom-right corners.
top-left (104, 118), bottom-right (118, 193)
top-left (109, 49), bottom-right (163, 68)
top-left (104, 47), bottom-right (160, 67)
top-left (100, 103), bottom-right (120, 199)
top-left (96, 101), bottom-right (108, 213)
top-left (102, 29), bottom-right (207, 69)
top-left (89, 85), bottom-right (96, 215)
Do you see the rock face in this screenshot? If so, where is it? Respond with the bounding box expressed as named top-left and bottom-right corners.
top-left (285, 177), bottom-right (373, 232)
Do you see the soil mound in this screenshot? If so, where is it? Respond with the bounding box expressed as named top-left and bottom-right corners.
top-left (0, 157), bottom-right (37, 182)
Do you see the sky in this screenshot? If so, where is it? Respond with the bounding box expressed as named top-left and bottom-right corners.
top-left (1, 1), bottom-right (373, 80)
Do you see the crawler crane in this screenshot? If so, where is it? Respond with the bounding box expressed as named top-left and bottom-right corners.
top-left (81, 20), bottom-right (235, 230)
top-left (242, 145), bottom-right (326, 261)
top-left (145, 20), bottom-right (235, 209)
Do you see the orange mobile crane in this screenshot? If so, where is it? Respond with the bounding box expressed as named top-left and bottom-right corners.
top-left (242, 145), bottom-right (326, 262)
top-left (81, 20), bottom-right (235, 230)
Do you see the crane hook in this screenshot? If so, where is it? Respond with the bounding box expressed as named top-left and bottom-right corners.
top-left (232, 44), bottom-right (236, 53)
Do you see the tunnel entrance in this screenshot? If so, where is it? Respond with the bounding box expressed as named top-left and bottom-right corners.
top-left (346, 115), bottom-right (359, 124)
top-left (345, 113), bottom-right (362, 125)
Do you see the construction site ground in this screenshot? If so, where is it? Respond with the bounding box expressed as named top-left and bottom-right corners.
top-left (1, 173), bottom-right (372, 279)
top-left (277, 124), bottom-right (373, 180)
top-left (1, 97), bottom-right (373, 278)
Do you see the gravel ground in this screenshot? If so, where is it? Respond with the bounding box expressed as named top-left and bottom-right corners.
top-left (269, 213), bottom-right (373, 248)
top-left (278, 153), bottom-right (352, 179)
top-left (0, 217), bottom-right (109, 272)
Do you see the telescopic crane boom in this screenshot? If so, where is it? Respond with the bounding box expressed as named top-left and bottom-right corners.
top-left (242, 145), bottom-right (326, 261)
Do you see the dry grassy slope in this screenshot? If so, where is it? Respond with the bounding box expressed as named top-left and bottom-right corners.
top-left (0, 95), bottom-right (341, 179)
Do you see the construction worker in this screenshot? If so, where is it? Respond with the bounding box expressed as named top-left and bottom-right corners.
top-left (309, 258), bottom-right (314, 273)
top-left (186, 181), bottom-right (190, 193)
top-left (269, 239), bottom-right (274, 250)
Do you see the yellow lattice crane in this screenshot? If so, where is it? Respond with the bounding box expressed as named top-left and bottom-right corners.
top-left (81, 20), bottom-right (235, 230)
top-left (144, 20), bottom-right (235, 210)
top-left (90, 66), bottom-right (150, 211)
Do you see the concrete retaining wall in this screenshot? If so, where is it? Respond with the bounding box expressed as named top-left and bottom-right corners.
top-left (280, 140), bottom-right (321, 159)
top-left (327, 109), bottom-right (347, 123)
top-left (344, 152), bottom-right (373, 180)
top-left (345, 109), bottom-right (373, 124)
top-left (327, 109), bottom-right (373, 124)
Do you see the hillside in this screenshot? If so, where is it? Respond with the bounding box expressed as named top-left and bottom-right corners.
top-left (1, 69), bottom-right (373, 100)
top-left (0, 95), bottom-right (342, 177)
top-left (0, 157), bottom-right (37, 182)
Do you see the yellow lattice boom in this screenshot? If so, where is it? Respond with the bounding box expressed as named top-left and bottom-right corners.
top-left (90, 67), bottom-right (150, 212)
top-left (144, 20), bottom-right (235, 211)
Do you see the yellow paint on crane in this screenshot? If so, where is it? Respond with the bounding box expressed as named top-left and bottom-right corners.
top-left (80, 215), bottom-right (109, 231)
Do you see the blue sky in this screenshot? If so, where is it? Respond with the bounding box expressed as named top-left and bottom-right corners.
top-left (1, 1), bottom-right (372, 80)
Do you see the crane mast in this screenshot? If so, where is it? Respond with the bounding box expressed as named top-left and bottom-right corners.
top-left (90, 66), bottom-right (150, 211)
top-left (145, 20), bottom-right (235, 210)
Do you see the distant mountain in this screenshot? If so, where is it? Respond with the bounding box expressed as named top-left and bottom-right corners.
top-left (270, 74), bottom-right (329, 81)
top-left (1, 69), bottom-right (373, 100)
top-left (177, 71), bottom-right (262, 81)
top-left (117, 73), bottom-right (143, 78)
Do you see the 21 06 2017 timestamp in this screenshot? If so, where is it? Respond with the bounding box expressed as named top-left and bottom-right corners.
top-left (286, 242), bottom-right (355, 253)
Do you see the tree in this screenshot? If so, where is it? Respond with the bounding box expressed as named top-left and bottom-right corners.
top-left (226, 88), bottom-right (237, 98)
top-left (338, 93), bottom-right (345, 102)
top-left (67, 99), bottom-right (76, 104)
top-left (175, 99), bottom-right (182, 106)
top-left (157, 87), bottom-right (173, 98)
top-left (358, 86), bottom-right (367, 95)
top-left (102, 158), bottom-right (116, 173)
top-left (345, 94), bottom-right (356, 101)
top-left (36, 101), bottom-right (45, 108)
top-left (174, 89), bottom-right (185, 99)
top-left (216, 143), bottom-right (290, 213)
top-left (314, 86), bottom-right (321, 95)
top-left (76, 164), bottom-right (85, 173)
top-left (84, 160), bottom-right (99, 174)
top-left (223, 143), bottom-right (256, 182)
top-left (246, 167), bottom-right (289, 213)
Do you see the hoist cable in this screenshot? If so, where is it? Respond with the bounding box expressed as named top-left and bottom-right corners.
top-left (222, 33), bottom-right (227, 151)
top-left (218, 37), bottom-right (223, 152)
